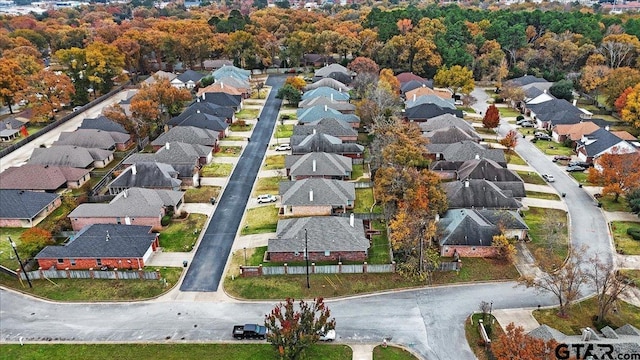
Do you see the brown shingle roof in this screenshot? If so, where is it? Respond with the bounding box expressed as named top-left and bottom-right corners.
top-left (0, 165), bottom-right (90, 191)
top-left (553, 122), bottom-right (600, 141)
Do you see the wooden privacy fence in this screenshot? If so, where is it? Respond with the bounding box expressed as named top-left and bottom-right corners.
top-left (17, 267), bottom-right (161, 281)
top-left (240, 261), bottom-right (461, 277)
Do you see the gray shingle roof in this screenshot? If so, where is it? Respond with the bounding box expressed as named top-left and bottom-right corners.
top-left (78, 116), bottom-right (128, 133)
top-left (214, 76), bottom-right (250, 90)
top-left (268, 216), bottom-right (369, 253)
top-left (0, 165), bottom-right (90, 191)
top-left (54, 129), bottom-right (130, 149)
top-left (302, 87), bottom-right (350, 101)
top-left (418, 114), bottom-right (476, 135)
top-left (0, 117), bottom-right (26, 130)
top-left (442, 179), bottom-right (521, 209)
top-left (291, 133), bottom-right (364, 155)
top-left (36, 224), bottom-right (156, 259)
top-left (426, 141), bottom-right (506, 164)
top-left (29, 146), bottom-right (113, 168)
top-left (124, 145), bottom-right (201, 178)
top-left (280, 178), bottom-right (355, 206)
top-left (297, 105), bottom-right (359, 123)
top-left (293, 118), bottom-right (357, 138)
top-left (405, 94), bottom-right (454, 109)
top-left (577, 128), bottom-right (630, 157)
top-left (527, 98), bottom-right (584, 126)
top-left (0, 189), bottom-right (60, 219)
top-left (527, 325), bottom-right (567, 342)
top-left (401, 80), bottom-right (433, 94)
top-left (166, 111), bottom-right (229, 132)
top-left (211, 65), bottom-right (251, 80)
top-left (303, 78), bottom-right (351, 92)
top-left (456, 159), bottom-right (521, 182)
top-left (109, 162), bottom-right (181, 189)
top-left (438, 208), bottom-right (527, 247)
top-left (314, 63), bottom-right (354, 78)
top-left (506, 75), bottom-right (549, 87)
top-left (423, 126), bottom-right (482, 144)
top-left (286, 152), bottom-right (352, 178)
top-left (151, 126), bottom-right (219, 147)
top-left (69, 187), bottom-right (183, 218)
top-left (182, 100), bottom-right (235, 119)
top-left (404, 103), bottom-right (463, 120)
top-left (298, 96), bottom-right (356, 112)
top-left (197, 92), bottom-right (241, 108)
top-left (177, 69), bottom-right (204, 83)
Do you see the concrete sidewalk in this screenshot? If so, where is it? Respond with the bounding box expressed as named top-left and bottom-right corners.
top-left (351, 344), bottom-right (375, 360)
top-left (521, 197), bottom-right (567, 211)
top-left (492, 308), bottom-right (540, 333)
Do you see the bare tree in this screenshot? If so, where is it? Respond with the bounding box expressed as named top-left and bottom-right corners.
top-left (589, 255), bottom-right (632, 322)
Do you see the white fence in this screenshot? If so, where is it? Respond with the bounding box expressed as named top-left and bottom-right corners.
top-left (19, 268), bottom-right (161, 281)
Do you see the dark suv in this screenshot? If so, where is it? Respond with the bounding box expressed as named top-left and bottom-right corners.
top-left (568, 161), bottom-right (592, 168)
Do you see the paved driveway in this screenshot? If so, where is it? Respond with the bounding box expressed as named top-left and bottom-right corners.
top-left (179, 76), bottom-right (284, 292)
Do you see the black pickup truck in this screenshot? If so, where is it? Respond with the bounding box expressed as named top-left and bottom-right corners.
top-left (232, 324), bottom-right (267, 339)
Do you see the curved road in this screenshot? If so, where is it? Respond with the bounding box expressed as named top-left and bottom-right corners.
top-left (0, 87), bottom-right (614, 360)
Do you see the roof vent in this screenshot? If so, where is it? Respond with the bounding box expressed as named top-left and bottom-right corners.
top-left (309, 189), bottom-right (314, 202)
top-left (106, 231), bottom-right (110, 242)
top-left (350, 213), bottom-right (354, 227)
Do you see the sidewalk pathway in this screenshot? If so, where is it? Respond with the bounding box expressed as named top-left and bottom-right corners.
top-left (491, 308), bottom-right (540, 333)
top-left (507, 164), bottom-right (535, 171)
top-left (351, 344), bottom-right (375, 360)
top-left (604, 211), bottom-right (640, 222)
top-left (514, 242), bottom-right (545, 279)
top-left (523, 183), bottom-right (557, 193)
top-left (231, 233), bottom-right (273, 251)
top-left (521, 197), bottom-right (567, 211)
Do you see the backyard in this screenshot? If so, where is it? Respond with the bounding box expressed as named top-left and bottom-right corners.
top-left (354, 188), bottom-right (375, 213)
top-left (159, 214), bottom-right (207, 252)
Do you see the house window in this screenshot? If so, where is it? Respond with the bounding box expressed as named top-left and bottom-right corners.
top-left (324, 250), bottom-right (330, 257)
top-left (96, 259), bottom-right (102, 266)
top-left (57, 259), bottom-right (64, 264)
top-left (70, 259), bottom-right (76, 266)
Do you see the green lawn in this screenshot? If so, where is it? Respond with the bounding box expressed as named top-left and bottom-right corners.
top-left (184, 186), bottom-right (221, 203)
top-left (352, 163), bottom-right (365, 179)
top-left (432, 257), bottom-right (520, 284)
top-left (505, 151), bottom-right (526, 165)
top-left (354, 188), bottom-right (375, 213)
top-left (252, 176), bottom-right (284, 196)
top-left (373, 345), bottom-right (420, 360)
top-left (599, 195), bottom-right (632, 212)
top-left (241, 206), bottom-right (279, 235)
top-left (215, 146), bottom-right (242, 157)
top-left (201, 163), bottom-right (233, 177)
top-left (368, 220), bottom-right (390, 264)
top-left (160, 214), bottom-right (207, 252)
top-left (570, 171), bottom-right (592, 185)
top-left (533, 297), bottom-right (640, 335)
top-left (522, 207), bottom-right (569, 269)
top-left (516, 170), bottom-right (546, 185)
top-left (532, 140), bottom-right (574, 156)
top-left (275, 124), bottom-right (293, 138)
top-left (464, 313), bottom-right (504, 360)
top-left (0, 343), bottom-right (352, 360)
top-left (235, 108), bottom-right (260, 119)
top-left (0, 268), bottom-right (182, 301)
top-left (229, 123), bottom-right (253, 131)
top-left (497, 107), bottom-right (521, 117)
top-left (526, 191), bottom-right (561, 201)
top-left (611, 221), bottom-right (640, 255)
top-left (221, 136), bottom-right (246, 141)
top-left (0, 228), bottom-right (27, 268)
top-left (264, 155), bottom-right (285, 170)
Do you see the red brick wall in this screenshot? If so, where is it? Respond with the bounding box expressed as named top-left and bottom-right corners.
top-left (70, 215), bottom-right (163, 231)
top-left (37, 257), bottom-right (147, 270)
top-left (269, 250), bottom-right (367, 262)
top-left (440, 245), bottom-right (498, 258)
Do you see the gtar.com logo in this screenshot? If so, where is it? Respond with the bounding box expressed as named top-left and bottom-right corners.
top-left (555, 343), bottom-right (640, 360)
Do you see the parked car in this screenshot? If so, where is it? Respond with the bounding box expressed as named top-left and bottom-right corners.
top-left (569, 160), bottom-right (592, 168)
top-left (520, 121), bottom-right (535, 128)
top-left (516, 118), bottom-right (529, 125)
top-left (534, 132), bottom-right (552, 141)
top-left (257, 194), bottom-right (277, 203)
top-left (542, 174), bottom-right (555, 182)
top-left (72, 106), bottom-right (82, 112)
top-left (275, 144), bottom-right (291, 151)
top-left (232, 324), bottom-right (267, 340)
top-left (553, 155), bottom-right (572, 162)
top-left (318, 328), bottom-right (336, 342)
top-left (566, 165), bottom-right (586, 172)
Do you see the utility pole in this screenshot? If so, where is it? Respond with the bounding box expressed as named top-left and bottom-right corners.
top-left (419, 221), bottom-right (425, 276)
top-left (8, 237), bottom-right (32, 288)
top-left (305, 229), bottom-right (310, 289)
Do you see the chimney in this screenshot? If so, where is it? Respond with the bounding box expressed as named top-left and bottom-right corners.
top-left (573, 99), bottom-right (577, 106)
top-left (201, 93), bottom-right (205, 100)
top-left (6, 122), bottom-right (11, 130)
top-left (475, 154), bottom-right (480, 160)
top-left (165, 142), bottom-right (170, 150)
top-left (312, 159), bottom-right (317, 172)
top-left (464, 179), bottom-right (470, 188)
top-left (349, 213), bottom-right (354, 227)
top-left (309, 189), bottom-right (314, 202)
top-left (221, 82), bottom-right (224, 88)
top-left (543, 89), bottom-right (547, 94)
top-left (131, 164), bottom-right (137, 175)
top-left (324, 105), bottom-right (328, 112)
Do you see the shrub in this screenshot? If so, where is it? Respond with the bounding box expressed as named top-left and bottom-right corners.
top-left (281, 114), bottom-right (290, 120)
top-left (627, 227), bottom-right (640, 241)
top-left (516, 115), bottom-right (524, 121)
top-left (161, 215), bottom-right (171, 226)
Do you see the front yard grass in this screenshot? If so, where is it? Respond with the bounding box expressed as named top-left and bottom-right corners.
top-left (354, 188), bottom-right (375, 213)
top-left (275, 124), bottom-right (293, 138)
top-left (235, 108), bottom-right (260, 120)
top-left (465, 313), bottom-right (504, 360)
top-left (229, 122), bottom-right (253, 131)
top-left (252, 176), bottom-right (284, 196)
top-left (569, 171), bottom-right (593, 185)
top-left (611, 221), bottom-right (640, 255)
top-left (241, 206), bottom-right (278, 235)
top-left (497, 107), bottom-right (521, 117)
top-left (599, 195), bottom-right (631, 212)
top-left (505, 150), bottom-right (526, 165)
top-left (432, 257), bottom-right (520, 284)
top-left (263, 155), bottom-right (285, 170)
top-left (532, 140), bottom-right (574, 156)
top-left (0, 343), bottom-right (352, 360)
top-left (0, 267), bottom-right (182, 301)
top-left (532, 297), bottom-right (640, 335)
top-left (201, 163), bottom-right (233, 177)
top-left (160, 214), bottom-right (207, 252)
top-left (525, 191), bottom-right (561, 201)
top-left (373, 345), bottom-right (420, 360)
top-left (522, 207), bottom-right (569, 269)
top-left (184, 186), bottom-right (221, 203)
top-left (516, 170), bottom-right (546, 185)
top-left (215, 146), bottom-right (242, 157)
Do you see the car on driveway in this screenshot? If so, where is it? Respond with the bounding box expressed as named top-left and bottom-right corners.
top-left (566, 165), bottom-right (586, 172)
top-left (257, 194), bottom-right (277, 203)
top-left (516, 118), bottom-right (529, 125)
top-left (520, 121), bottom-right (535, 128)
top-left (534, 132), bottom-right (552, 141)
top-left (553, 155), bottom-right (572, 162)
top-left (542, 174), bottom-right (555, 182)
top-left (569, 160), bottom-right (592, 168)
top-left (275, 144), bottom-right (291, 151)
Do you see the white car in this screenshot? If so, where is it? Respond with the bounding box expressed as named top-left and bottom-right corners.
top-left (318, 329), bottom-right (336, 342)
top-left (257, 194), bottom-right (277, 203)
top-left (275, 144), bottom-right (291, 151)
top-left (542, 174), bottom-right (555, 182)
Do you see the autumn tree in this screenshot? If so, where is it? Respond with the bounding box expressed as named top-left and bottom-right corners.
top-left (130, 77), bottom-right (191, 133)
top-left (0, 58), bottom-right (28, 114)
top-left (589, 255), bottom-right (631, 323)
top-left (492, 323), bottom-right (558, 360)
top-left (378, 68), bottom-right (400, 95)
top-left (579, 65), bottom-right (610, 102)
top-left (499, 85), bottom-right (525, 106)
top-left (499, 129), bottom-right (519, 153)
top-left (264, 298), bottom-right (335, 360)
top-left (602, 67), bottom-right (640, 108)
top-left (276, 84), bottom-right (301, 106)
top-left (26, 69), bottom-right (75, 122)
top-left (599, 33), bottom-right (640, 69)
top-left (347, 56), bottom-right (379, 75)
top-left (587, 149), bottom-right (640, 202)
top-left (284, 76), bottom-right (306, 91)
top-left (620, 83), bottom-right (640, 129)
top-left (19, 228), bottom-right (53, 258)
top-left (614, 87), bottom-right (633, 113)
top-left (492, 234), bottom-right (516, 263)
top-left (103, 103), bottom-right (148, 143)
top-left (434, 65), bottom-right (474, 96)
top-left (482, 104), bottom-right (500, 129)
top-left (85, 41), bottom-right (127, 94)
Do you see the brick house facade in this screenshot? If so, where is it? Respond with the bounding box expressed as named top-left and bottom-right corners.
top-left (70, 215), bottom-right (163, 232)
top-left (268, 250), bottom-right (367, 263)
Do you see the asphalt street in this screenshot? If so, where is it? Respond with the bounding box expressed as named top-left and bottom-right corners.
top-left (179, 76), bottom-right (284, 292)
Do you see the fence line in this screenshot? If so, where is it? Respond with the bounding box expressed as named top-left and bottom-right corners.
top-left (18, 268), bottom-right (161, 281)
top-left (242, 261), bottom-right (459, 277)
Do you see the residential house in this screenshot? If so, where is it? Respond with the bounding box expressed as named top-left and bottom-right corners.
top-left (313, 63), bottom-right (355, 83)
top-left (68, 187), bottom-right (184, 231)
top-left (405, 94), bottom-right (456, 110)
top-left (0, 117), bottom-right (26, 142)
top-left (202, 59), bottom-right (233, 71)
top-left (400, 79), bottom-right (434, 95)
top-left (54, 129), bottom-right (132, 151)
top-left (404, 85), bottom-right (453, 101)
top-left (438, 208), bottom-right (528, 257)
top-left (293, 118), bottom-right (358, 142)
top-left (285, 152), bottom-right (352, 180)
top-left (108, 162), bottom-right (182, 195)
top-left (526, 98), bottom-right (591, 129)
top-left (196, 92), bottom-right (242, 111)
top-left (166, 111), bottom-right (230, 137)
top-left (214, 76), bottom-right (251, 97)
top-left (442, 179), bottom-right (522, 209)
top-left (576, 127), bottom-right (639, 163)
top-left (302, 87), bottom-right (350, 102)
top-left (267, 216), bottom-right (369, 262)
top-left (78, 116), bottom-right (128, 134)
top-left (178, 99), bottom-right (235, 124)
top-left (35, 224), bottom-right (159, 270)
top-left (0, 165), bottom-right (90, 191)
top-left (505, 75), bottom-right (549, 88)
top-left (29, 146), bottom-right (114, 169)
top-left (298, 96), bottom-right (356, 114)
top-left (396, 72), bottom-right (428, 85)
top-left (426, 141), bottom-right (506, 166)
top-left (211, 65), bottom-right (251, 81)
top-left (0, 190), bottom-right (61, 227)
top-left (196, 81), bottom-right (244, 98)
top-left (418, 114), bottom-right (476, 137)
top-left (280, 178), bottom-right (355, 216)
top-left (297, 106), bottom-right (360, 129)
top-left (151, 126), bottom-right (219, 152)
top-left (423, 126), bottom-right (482, 144)
top-left (114, 90), bottom-right (137, 117)
top-left (454, 158), bottom-right (525, 198)
top-left (143, 70), bottom-right (177, 85)
top-left (291, 133), bottom-right (364, 159)
top-left (552, 121), bottom-right (601, 144)
top-left (403, 103), bottom-right (463, 122)
top-left (171, 69), bottom-right (204, 90)
top-left (303, 78), bottom-right (351, 93)
top-left (302, 53), bottom-right (335, 67)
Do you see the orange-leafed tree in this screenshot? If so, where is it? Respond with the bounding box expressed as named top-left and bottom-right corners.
top-left (588, 148), bottom-right (640, 202)
top-left (347, 56), bottom-right (379, 75)
top-left (614, 86), bottom-right (633, 113)
top-left (500, 129), bottom-right (519, 152)
top-left (620, 83), bottom-right (640, 129)
top-left (378, 68), bottom-right (400, 94)
top-left (482, 104), bottom-right (500, 129)
top-left (284, 76), bottom-right (306, 91)
top-left (492, 323), bottom-right (558, 360)
top-left (19, 228), bottom-right (53, 258)
top-left (26, 69), bottom-right (75, 122)
top-left (0, 58), bottom-right (28, 114)
top-left (397, 18), bottom-right (413, 34)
